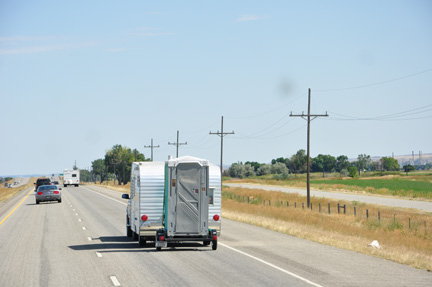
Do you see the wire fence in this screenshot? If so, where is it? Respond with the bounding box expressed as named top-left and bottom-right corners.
top-left (223, 191), bottom-right (431, 234)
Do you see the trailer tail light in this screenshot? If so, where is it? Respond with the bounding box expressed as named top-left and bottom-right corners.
top-left (37, 192), bottom-right (43, 195)
top-left (213, 214), bottom-right (220, 221)
top-left (212, 235), bottom-right (217, 240)
top-left (54, 191), bottom-right (59, 194)
top-left (141, 215), bottom-right (148, 222)
top-left (158, 236), bottom-right (165, 241)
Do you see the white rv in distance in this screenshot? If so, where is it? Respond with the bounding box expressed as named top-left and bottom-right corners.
top-left (63, 169), bottom-right (80, 187)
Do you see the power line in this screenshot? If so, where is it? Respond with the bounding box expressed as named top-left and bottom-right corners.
top-left (314, 68), bottom-right (432, 92)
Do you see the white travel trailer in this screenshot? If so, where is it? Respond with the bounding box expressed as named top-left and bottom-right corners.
top-left (122, 157), bottom-right (221, 249)
top-left (63, 169), bottom-right (80, 187)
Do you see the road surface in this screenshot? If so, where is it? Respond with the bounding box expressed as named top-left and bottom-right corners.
top-left (225, 183), bottom-right (432, 212)
top-left (0, 184), bottom-right (431, 287)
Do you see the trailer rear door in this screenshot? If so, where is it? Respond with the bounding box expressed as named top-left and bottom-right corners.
top-left (175, 162), bottom-right (207, 234)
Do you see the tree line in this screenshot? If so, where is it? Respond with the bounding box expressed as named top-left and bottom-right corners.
top-left (225, 149), bottom-right (408, 179)
top-left (79, 144), bottom-right (149, 185)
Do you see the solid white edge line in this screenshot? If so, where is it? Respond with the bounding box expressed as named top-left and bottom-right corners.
top-left (80, 186), bottom-right (127, 206)
top-left (110, 275), bottom-right (121, 286)
top-left (82, 185), bottom-right (322, 286)
top-left (219, 243), bottom-right (324, 287)
top-left (96, 252), bottom-right (103, 258)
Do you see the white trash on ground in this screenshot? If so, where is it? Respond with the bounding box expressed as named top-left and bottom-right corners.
top-left (368, 240), bottom-right (381, 249)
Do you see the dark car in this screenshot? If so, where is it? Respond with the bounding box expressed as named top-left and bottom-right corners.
top-left (34, 178), bottom-right (51, 191)
top-left (36, 185), bottom-right (61, 204)
top-left (52, 181), bottom-right (59, 185)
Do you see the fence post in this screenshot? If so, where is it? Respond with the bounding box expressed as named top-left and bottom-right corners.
top-left (378, 211), bottom-right (380, 222)
top-left (337, 204), bottom-right (340, 214)
top-left (409, 218), bottom-right (411, 229)
top-left (302, 203), bottom-right (304, 209)
top-left (248, 197), bottom-right (250, 204)
top-left (287, 201), bottom-right (289, 207)
top-left (328, 203), bottom-right (330, 214)
top-left (319, 203), bottom-right (321, 213)
top-left (354, 206), bottom-right (356, 216)
top-left (295, 202), bottom-right (297, 208)
top-left (310, 203), bottom-right (313, 211)
top-left (343, 205), bottom-right (346, 215)
top-left (269, 200), bottom-right (271, 206)
top-left (366, 209), bottom-right (369, 219)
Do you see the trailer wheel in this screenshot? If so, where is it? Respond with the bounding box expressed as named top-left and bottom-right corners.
top-left (36, 200), bottom-right (40, 204)
top-left (156, 247), bottom-right (161, 251)
top-left (212, 240), bottom-right (217, 250)
top-left (139, 236), bottom-right (146, 247)
top-left (133, 231), bottom-right (138, 241)
top-left (203, 241), bottom-right (210, 246)
top-left (126, 218), bottom-right (132, 237)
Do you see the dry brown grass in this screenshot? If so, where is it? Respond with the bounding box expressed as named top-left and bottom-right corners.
top-left (84, 181), bottom-right (130, 193)
top-left (223, 186), bottom-right (432, 271)
top-left (0, 178), bottom-right (36, 202)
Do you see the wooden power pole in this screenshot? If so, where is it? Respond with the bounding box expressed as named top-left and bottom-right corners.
top-left (290, 89), bottom-right (328, 208)
top-left (210, 116), bottom-right (234, 176)
top-left (144, 138), bottom-right (160, 161)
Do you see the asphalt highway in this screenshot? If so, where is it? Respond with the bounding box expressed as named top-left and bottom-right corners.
top-left (0, 184), bottom-right (431, 287)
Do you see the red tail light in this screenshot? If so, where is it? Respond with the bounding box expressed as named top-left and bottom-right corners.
top-left (159, 236), bottom-right (165, 241)
top-left (37, 192), bottom-right (43, 195)
top-left (141, 215), bottom-right (148, 221)
top-left (212, 235), bottom-right (217, 240)
top-left (54, 191), bottom-right (59, 194)
top-left (213, 214), bottom-right (220, 221)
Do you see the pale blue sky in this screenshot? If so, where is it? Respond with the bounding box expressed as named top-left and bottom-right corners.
top-left (1, 0), bottom-right (431, 175)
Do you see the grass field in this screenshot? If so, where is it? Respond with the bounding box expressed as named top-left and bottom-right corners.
top-left (0, 178), bottom-right (35, 202)
top-left (222, 185), bottom-right (432, 271)
top-left (227, 173), bottom-right (432, 199)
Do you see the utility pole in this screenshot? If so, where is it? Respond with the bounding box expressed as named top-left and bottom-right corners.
top-left (110, 158), bottom-right (119, 185)
top-left (144, 138), bottom-right (160, 161)
top-left (290, 88), bottom-right (328, 208)
top-left (168, 130), bottom-right (187, 158)
top-left (210, 116), bottom-right (234, 176)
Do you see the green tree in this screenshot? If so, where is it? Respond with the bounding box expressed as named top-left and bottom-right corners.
top-left (382, 157), bottom-right (400, 171)
top-left (257, 164), bottom-right (271, 176)
top-left (403, 164), bottom-right (415, 175)
top-left (348, 166), bottom-right (358, 178)
top-left (245, 161), bottom-right (264, 172)
top-left (104, 144), bottom-right (148, 185)
top-left (92, 159), bottom-right (107, 183)
top-left (335, 155), bottom-right (350, 176)
top-left (271, 162), bottom-right (289, 175)
top-left (355, 154), bottom-right (371, 176)
top-left (287, 149), bottom-right (307, 175)
top-left (312, 154), bottom-right (336, 177)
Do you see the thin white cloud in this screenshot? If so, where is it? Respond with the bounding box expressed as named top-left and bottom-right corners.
top-left (107, 48), bottom-right (127, 53)
top-left (236, 15), bottom-right (268, 22)
top-left (133, 27), bottom-right (173, 37)
top-left (0, 36), bottom-right (55, 43)
top-left (0, 42), bottom-right (97, 55)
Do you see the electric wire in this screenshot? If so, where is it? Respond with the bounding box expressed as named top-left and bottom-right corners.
top-left (314, 68), bottom-right (432, 92)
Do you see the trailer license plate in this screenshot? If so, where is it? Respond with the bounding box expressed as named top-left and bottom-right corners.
top-left (155, 241), bottom-right (167, 248)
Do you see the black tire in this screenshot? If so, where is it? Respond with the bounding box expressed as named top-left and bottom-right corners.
top-left (156, 247), bottom-right (161, 251)
top-left (64, 185), bottom-right (67, 187)
top-left (36, 200), bottom-right (40, 204)
top-left (126, 218), bottom-right (132, 237)
top-left (133, 231), bottom-right (138, 241)
top-left (58, 199), bottom-right (62, 203)
top-left (212, 240), bottom-right (217, 250)
top-left (203, 241), bottom-right (210, 246)
top-left (139, 236), bottom-right (146, 247)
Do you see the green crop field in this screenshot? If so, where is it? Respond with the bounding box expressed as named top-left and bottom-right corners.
top-left (311, 179), bottom-right (432, 198)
